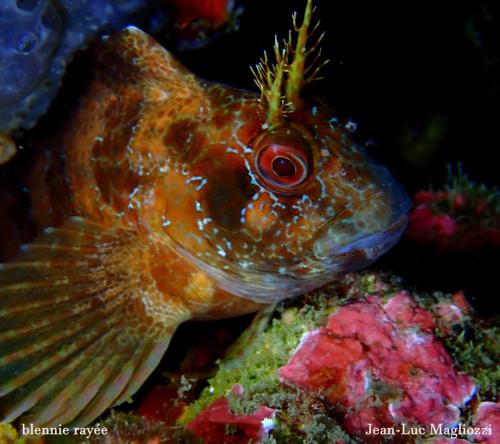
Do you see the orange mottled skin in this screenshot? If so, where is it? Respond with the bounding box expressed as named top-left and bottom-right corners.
top-left (27, 31), bottom-right (265, 320)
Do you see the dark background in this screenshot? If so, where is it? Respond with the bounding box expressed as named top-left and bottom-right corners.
top-left (173, 0), bottom-right (499, 192)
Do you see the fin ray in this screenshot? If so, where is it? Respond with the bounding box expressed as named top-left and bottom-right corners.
top-left (0, 218), bottom-right (190, 426)
top-left (71, 333), bottom-right (151, 426)
top-left (25, 329), bottom-right (122, 426)
top-left (0, 300), bottom-right (127, 396)
top-left (1, 329), bottom-right (115, 421)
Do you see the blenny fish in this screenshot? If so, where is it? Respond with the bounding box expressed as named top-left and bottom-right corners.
top-left (0, 0), bottom-right (410, 428)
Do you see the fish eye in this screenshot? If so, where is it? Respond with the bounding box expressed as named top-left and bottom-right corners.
top-left (256, 144), bottom-right (309, 190)
top-left (252, 125), bottom-right (313, 194)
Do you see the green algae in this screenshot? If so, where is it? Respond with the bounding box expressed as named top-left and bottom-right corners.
top-left (179, 284), bottom-right (358, 442)
top-left (180, 272), bottom-right (499, 443)
top-left (0, 422), bottom-right (27, 444)
top-left (442, 322), bottom-right (500, 402)
top-left (180, 301), bottom-right (330, 422)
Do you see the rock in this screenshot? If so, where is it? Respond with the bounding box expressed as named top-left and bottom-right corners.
top-left (279, 292), bottom-right (476, 437)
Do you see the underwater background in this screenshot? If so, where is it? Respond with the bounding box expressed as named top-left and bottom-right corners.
top-left (0, 0), bottom-right (499, 442)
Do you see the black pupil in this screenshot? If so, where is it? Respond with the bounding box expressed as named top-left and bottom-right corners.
top-left (272, 156), bottom-right (296, 177)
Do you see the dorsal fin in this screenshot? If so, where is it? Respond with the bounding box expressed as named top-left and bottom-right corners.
top-left (93, 26), bottom-right (202, 102)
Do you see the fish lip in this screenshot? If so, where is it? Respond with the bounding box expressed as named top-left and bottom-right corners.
top-left (313, 212), bottom-right (409, 262)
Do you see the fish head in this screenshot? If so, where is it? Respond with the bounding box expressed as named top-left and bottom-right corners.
top-left (151, 0), bottom-right (411, 303)
top-left (91, 28), bottom-right (410, 304)
top-left (157, 90), bottom-right (410, 303)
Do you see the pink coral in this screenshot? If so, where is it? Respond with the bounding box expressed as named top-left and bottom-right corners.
top-left (472, 402), bottom-right (499, 444)
top-left (406, 189), bottom-right (500, 251)
top-left (186, 385), bottom-right (276, 444)
top-left (279, 292), bottom-right (476, 437)
top-left (406, 204), bottom-right (458, 247)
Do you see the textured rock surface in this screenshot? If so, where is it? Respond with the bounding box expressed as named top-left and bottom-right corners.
top-left (279, 292), bottom-right (476, 436)
top-left (180, 272), bottom-right (498, 443)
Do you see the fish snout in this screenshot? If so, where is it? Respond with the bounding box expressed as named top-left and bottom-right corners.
top-left (312, 183), bottom-right (411, 267)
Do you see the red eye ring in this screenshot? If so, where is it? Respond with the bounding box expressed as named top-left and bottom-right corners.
top-left (251, 124), bottom-right (313, 194)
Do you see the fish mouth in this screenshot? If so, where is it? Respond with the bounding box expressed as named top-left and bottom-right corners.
top-left (312, 185), bottom-right (411, 267)
top-left (313, 213), bottom-right (408, 264)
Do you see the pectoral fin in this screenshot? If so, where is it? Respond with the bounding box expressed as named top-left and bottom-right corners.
top-left (0, 217), bottom-right (190, 427)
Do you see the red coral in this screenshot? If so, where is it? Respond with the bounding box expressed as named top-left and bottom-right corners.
top-left (279, 293), bottom-right (476, 438)
top-left (165, 0), bottom-right (232, 27)
top-left (414, 190), bottom-right (436, 205)
top-left (186, 385), bottom-right (276, 444)
top-left (453, 193), bottom-right (466, 211)
top-left (472, 402), bottom-right (500, 443)
top-left (406, 204), bottom-right (458, 248)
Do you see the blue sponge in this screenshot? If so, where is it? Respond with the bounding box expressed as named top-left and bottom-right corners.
top-left (0, 0), bottom-right (62, 105)
top-left (0, 0), bottom-right (156, 133)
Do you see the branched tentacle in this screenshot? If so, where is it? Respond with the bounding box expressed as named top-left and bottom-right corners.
top-left (251, 0), bottom-right (329, 127)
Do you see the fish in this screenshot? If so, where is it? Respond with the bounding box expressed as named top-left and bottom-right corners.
top-left (0, 0), bottom-right (410, 428)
